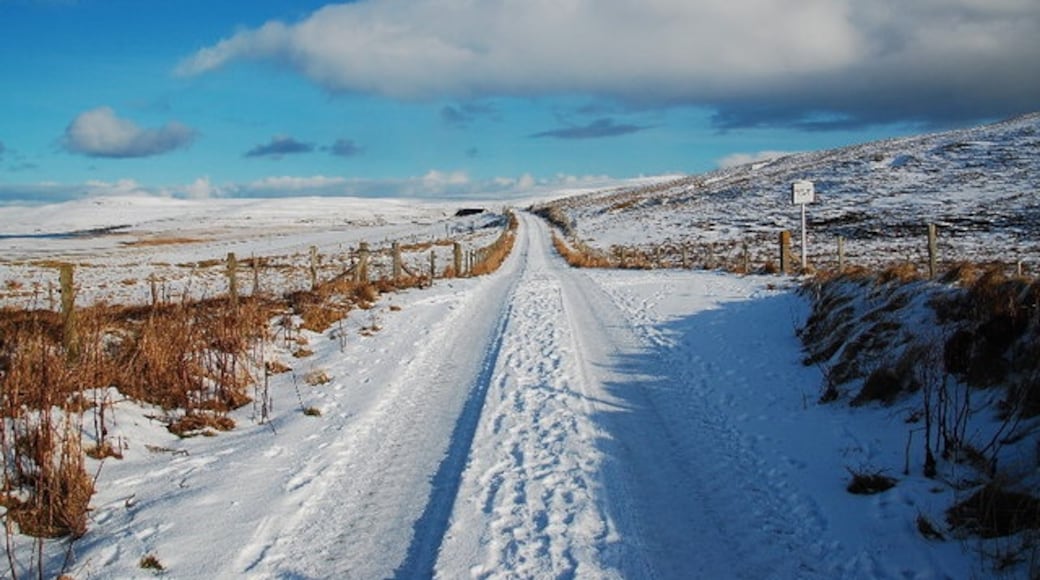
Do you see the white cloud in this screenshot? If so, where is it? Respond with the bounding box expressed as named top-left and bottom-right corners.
top-left (716, 151), bottom-right (793, 169)
top-left (421, 170), bottom-right (470, 188)
top-left (82, 178), bottom-right (156, 197)
top-left (176, 0), bottom-right (859, 100)
top-left (180, 177), bottom-right (225, 199)
top-left (248, 175), bottom-right (349, 191)
top-left (0, 172), bottom-right (669, 205)
top-left (175, 0), bottom-right (1040, 126)
top-left (63, 107), bottom-right (196, 158)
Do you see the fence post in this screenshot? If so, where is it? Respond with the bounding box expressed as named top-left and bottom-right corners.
top-left (226, 252), bottom-right (238, 308)
top-left (357, 242), bottom-right (370, 283)
top-left (392, 242), bottom-right (402, 281)
top-left (742, 241), bottom-right (750, 274)
top-left (927, 224), bottom-right (938, 279)
top-left (429, 249), bottom-right (436, 286)
top-left (779, 230), bottom-right (793, 275)
top-left (453, 242), bottom-right (463, 278)
top-left (252, 255), bottom-right (261, 296)
top-left (309, 245), bottom-right (319, 290)
top-left (148, 274), bottom-right (158, 306)
top-left (681, 245), bottom-right (689, 269)
top-left (59, 264), bottom-right (78, 360)
top-left (837, 236), bottom-right (846, 273)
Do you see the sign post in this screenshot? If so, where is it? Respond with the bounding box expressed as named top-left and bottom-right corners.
top-left (791, 180), bottom-right (815, 270)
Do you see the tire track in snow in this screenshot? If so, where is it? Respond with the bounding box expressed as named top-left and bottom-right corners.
top-left (394, 270), bottom-right (522, 577)
top-left (229, 228), bottom-right (530, 579)
top-left (435, 214), bottom-right (625, 578)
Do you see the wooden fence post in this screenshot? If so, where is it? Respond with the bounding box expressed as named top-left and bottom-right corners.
top-left (392, 242), bottom-right (402, 281)
top-left (453, 242), bottom-right (463, 278)
top-left (357, 242), bottom-right (370, 283)
top-left (779, 230), bottom-right (793, 275)
top-left (429, 250), bottom-right (436, 286)
top-left (59, 264), bottom-right (78, 360)
top-left (837, 236), bottom-right (846, 273)
top-left (927, 224), bottom-right (938, 279)
top-left (251, 255), bottom-right (261, 296)
top-left (681, 245), bottom-right (689, 269)
top-left (148, 274), bottom-right (158, 306)
top-left (226, 252), bottom-right (238, 307)
top-left (309, 245), bottom-right (319, 290)
top-left (742, 241), bottom-right (750, 274)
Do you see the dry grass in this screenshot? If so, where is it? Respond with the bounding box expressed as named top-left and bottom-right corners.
top-left (846, 468), bottom-right (897, 495)
top-left (167, 413), bottom-right (235, 437)
top-left (470, 212), bottom-right (518, 276)
top-left (304, 369), bottom-right (331, 386)
top-left (552, 233), bottom-right (613, 268)
top-left (265, 360), bottom-right (292, 374)
top-left (947, 484), bottom-right (1040, 538)
top-left (139, 554), bottom-right (164, 570)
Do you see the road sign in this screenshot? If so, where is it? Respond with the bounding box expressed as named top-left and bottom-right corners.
top-left (791, 180), bottom-right (815, 205)
top-left (790, 180), bottom-right (815, 270)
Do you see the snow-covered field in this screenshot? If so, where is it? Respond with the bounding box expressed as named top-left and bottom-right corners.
top-left (3, 116), bottom-right (1038, 578)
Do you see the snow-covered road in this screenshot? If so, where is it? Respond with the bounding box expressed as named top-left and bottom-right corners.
top-left (57, 212), bottom-right (970, 579)
top-left (434, 214), bottom-right (830, 579)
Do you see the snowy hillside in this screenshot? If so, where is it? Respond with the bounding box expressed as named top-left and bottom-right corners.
top-left (545, 113), bottom-right (1040, 272)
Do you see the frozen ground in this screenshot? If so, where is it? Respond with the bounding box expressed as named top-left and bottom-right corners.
top-left (8, 212), bottom-right (986, 579)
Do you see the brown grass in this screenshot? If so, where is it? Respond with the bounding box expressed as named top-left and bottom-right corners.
top-left (552, 233), bottom-right (613, 268)
top-left (139, 554), bottom-right (164, 570)
top-left (304, 369), bottom-right (331, 386)
top-left (471, 213), bottom-right (518, 276)
top-left (167, 413), bottom-right (235, 437)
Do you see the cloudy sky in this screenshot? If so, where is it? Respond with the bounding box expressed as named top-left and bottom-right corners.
top-left (1, 0), bottom-right (1037, 201)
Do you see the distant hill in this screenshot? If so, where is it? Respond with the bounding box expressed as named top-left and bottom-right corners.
top-left (542, 113), bottom-right (1040, 271)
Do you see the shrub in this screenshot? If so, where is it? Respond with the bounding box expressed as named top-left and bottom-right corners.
top-left (947, 484), bottom-right (1040, 538)
top-left (846, 468), bottom-right (897, 495)
top-left (852, 368), bottom-right (904, 406)
top-left (139, 554), bottom-right (164, 571)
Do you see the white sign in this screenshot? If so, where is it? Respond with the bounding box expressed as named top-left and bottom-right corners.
top-left (791, 180), bottom-right (815, 205)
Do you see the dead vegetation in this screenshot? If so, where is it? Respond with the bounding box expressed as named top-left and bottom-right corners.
top-left (845, 468), bottom-right (898, 495)
top-left (800, 263), bottom-right (1040, 574)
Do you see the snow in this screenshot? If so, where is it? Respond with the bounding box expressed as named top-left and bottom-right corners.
top-left (2, 206), bottom-right (997, 578)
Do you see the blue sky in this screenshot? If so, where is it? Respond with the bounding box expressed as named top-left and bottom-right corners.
top-left (1, 0), bottom-right (1037, 201)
